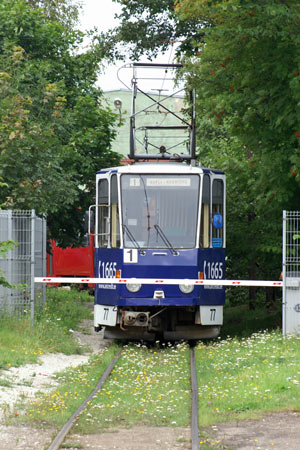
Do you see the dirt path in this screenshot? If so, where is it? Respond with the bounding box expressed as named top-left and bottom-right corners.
top-left (1, 322), bottom-right (300, 449)
top-left (204, 411), bottom-right (300, 449)
top-left (2, 413), bottom-right (300, 449)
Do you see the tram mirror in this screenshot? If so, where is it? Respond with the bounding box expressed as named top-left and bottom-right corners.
top-left (84, 210), bottom-right (95, 234)
top-left (213, 213), bottom-right (223, 229)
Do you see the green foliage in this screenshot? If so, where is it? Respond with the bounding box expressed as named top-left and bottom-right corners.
top-left (0, 0), bottom-right (121, 244)
top-left (0, 240), bottom-right (17, 288)
top-left (37, 287), bottom-right (93, 339)
top-left (221, 299), bottom-right (282, 339)
top-left (97, 0), bottom-right (297, 303)
top-left (174, 0), bottom-right (300, 294)
top-left (0, 288), bottom-right (92, 370)
top-left (97, 0), bottom-right (205, 61)
top-left (26, 0), bottom-right (83, 30)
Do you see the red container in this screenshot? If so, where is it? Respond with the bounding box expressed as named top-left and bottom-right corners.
top-left (47, 235), bottom-right (95, 288)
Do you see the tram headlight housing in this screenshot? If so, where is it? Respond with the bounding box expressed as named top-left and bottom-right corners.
top-left (126, 280), bottom-right (141, 293)
top-left (179, 282), bottom-right (194, 294)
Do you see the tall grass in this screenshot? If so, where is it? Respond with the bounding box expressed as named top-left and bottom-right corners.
top-left (221, 299), bottom-right (282, 339)
top-left (0, 288), bottom-right (93, 369)
top-left (195, 330), bottom-right (300, 426)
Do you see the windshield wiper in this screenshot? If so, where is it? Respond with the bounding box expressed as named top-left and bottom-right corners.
top-left (154, 224), bottom-right (179, 256)
top-left (122, 224), bottom-right (146, 255)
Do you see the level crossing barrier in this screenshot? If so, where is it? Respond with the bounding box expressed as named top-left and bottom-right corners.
top-left (35, 277), bottom-right (283, 287)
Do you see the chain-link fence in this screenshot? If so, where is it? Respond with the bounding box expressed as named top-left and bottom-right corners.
top-left (0, 210), bottom-right (46, 321)
top-left (282, 211), bottom-right (300, 335)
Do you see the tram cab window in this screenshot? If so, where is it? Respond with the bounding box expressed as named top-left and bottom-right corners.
top-left (97, 179), bottom-right (109, 248)
top-left (212, 179), bottom-right (224, 248)
top-left (200, 174), bottom-right (210, 248)
top-left (121, 174), bottom-right (199, 249)
top-left (110, 175), bottom-right (120, 248)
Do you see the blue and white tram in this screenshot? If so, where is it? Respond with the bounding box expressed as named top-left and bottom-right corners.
top-left (93, 162), bottom-right (225, 340)
top-left (92, 62), bottom-right (226, 340)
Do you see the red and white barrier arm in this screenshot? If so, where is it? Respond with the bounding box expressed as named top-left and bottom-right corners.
top-left (34, 277), bottom-right (283, 287)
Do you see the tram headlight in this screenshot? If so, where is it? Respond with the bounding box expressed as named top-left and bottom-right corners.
top-left (179, 282), bottom-right (194, 294)
top-left (126, 280), bottom-right (141, 293)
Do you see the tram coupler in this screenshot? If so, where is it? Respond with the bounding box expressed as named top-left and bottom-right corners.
top-left (122, 311), bottom-right (150, 327)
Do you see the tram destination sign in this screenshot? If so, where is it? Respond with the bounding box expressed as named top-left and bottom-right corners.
top-left (129, 177), bottom-right (193, 188)
top-left (146, 177), bottom-right (191, 187)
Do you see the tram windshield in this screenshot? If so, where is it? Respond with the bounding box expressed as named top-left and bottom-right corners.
top-left (121, 174), bottom-right (200, 249)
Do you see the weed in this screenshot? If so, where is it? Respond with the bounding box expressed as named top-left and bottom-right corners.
top-left (61, 443), bottom-right (84, 449)
top-left (0, 377), bottom-right (11, 387)
top-left (0, 288), bottom-right (93, 371)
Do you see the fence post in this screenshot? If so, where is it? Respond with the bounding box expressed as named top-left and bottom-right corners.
top-left (7, 210), bottom-right (13, 313)
top-left (31, 210), bottom-right (36, 326)
top-left (42, 217), bottom-right (47, 307)
top-left (282, 210), bottom-right (287, 336)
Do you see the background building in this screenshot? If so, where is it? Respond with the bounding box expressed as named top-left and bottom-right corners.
top-left (103, 89), bottom-right (186, 158)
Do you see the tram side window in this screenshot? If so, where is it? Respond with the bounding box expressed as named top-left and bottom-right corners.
top-left (200, 174), bottom-right (210, 248)
top-left (98, 179), bottom-right (109, 248)
top-left (212, 179), bottom-right (224, 248)
top-left (111, 175), bottom-right (120, 248)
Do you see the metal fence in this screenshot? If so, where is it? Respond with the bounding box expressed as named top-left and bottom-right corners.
top-left (282, 211), bottom-right (300, 335)
top-left (0, 210), bottom-right (46, 321)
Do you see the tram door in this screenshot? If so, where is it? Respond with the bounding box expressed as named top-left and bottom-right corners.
top-left (200, 174), bottom-right (225, 250)
top-left (96, 174), bottom-right (121, 251)
top-left (95, 173), bottom-right (121, 312)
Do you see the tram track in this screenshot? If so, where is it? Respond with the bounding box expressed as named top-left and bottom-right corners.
top-left (48, 348), bottom-right (123, 450)
top-left (47, 343), bottom-right (200, 450)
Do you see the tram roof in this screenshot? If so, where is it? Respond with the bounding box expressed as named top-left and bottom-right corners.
top-left (97, 162), bottom-right (224, 176)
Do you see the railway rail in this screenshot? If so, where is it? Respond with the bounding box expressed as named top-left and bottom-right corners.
top-left (47, 344), bottom-right (200, 450)
top-left (48, 349), bottom-right (123, 450)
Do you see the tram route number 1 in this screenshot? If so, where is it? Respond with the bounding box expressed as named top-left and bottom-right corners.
top-left (124, 248), bottom-right (138, 263)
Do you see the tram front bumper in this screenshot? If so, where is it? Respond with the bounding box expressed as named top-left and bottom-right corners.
top-left (118, 296), bottom-right (201, 306)
top-left (103, 325), bottom-right (221, 341)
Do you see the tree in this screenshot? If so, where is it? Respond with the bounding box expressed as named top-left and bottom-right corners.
top-left (0, 0), bottom-right (121, 245)
top-left (176, 0), bottom-right (300, 303)
top-left (178, 0), bottom-right (300, 182)
top-left (26, 0), bottom-right (82, 30)
top-left (96, 0), bottom-right (207, 61)
top-left (0, 240), bottom-right (17, 288)
top-left (95, 0), bottom-right (300, 300)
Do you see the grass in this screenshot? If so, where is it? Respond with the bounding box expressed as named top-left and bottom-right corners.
top-left (0, 288), bottom-right (93, 370)
top-left (23, 323), bottom-right (300, 440)
top-left (195, 330), bottom-right (300, 427)
top-left (4, 287), bottom-right (297, 450)
top-left (18, 342), bottom-right (190, 431)
top-left (221, 298), bottom-right (282, 339)
top-left (24, 344), bottom-right (121, 427)
top-left (0, 377), bottom-right (11, 387)
top-left (76, 342), bottom-right (191, 433)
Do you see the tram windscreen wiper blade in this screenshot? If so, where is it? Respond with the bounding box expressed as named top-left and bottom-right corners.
top-left (154, 224), bottom-right (179, 256)
top-left (122, 224), bottom-right (145, 255)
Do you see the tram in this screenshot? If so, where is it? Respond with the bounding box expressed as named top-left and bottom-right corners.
top-left (91, 63), bottom-right (226, 340)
